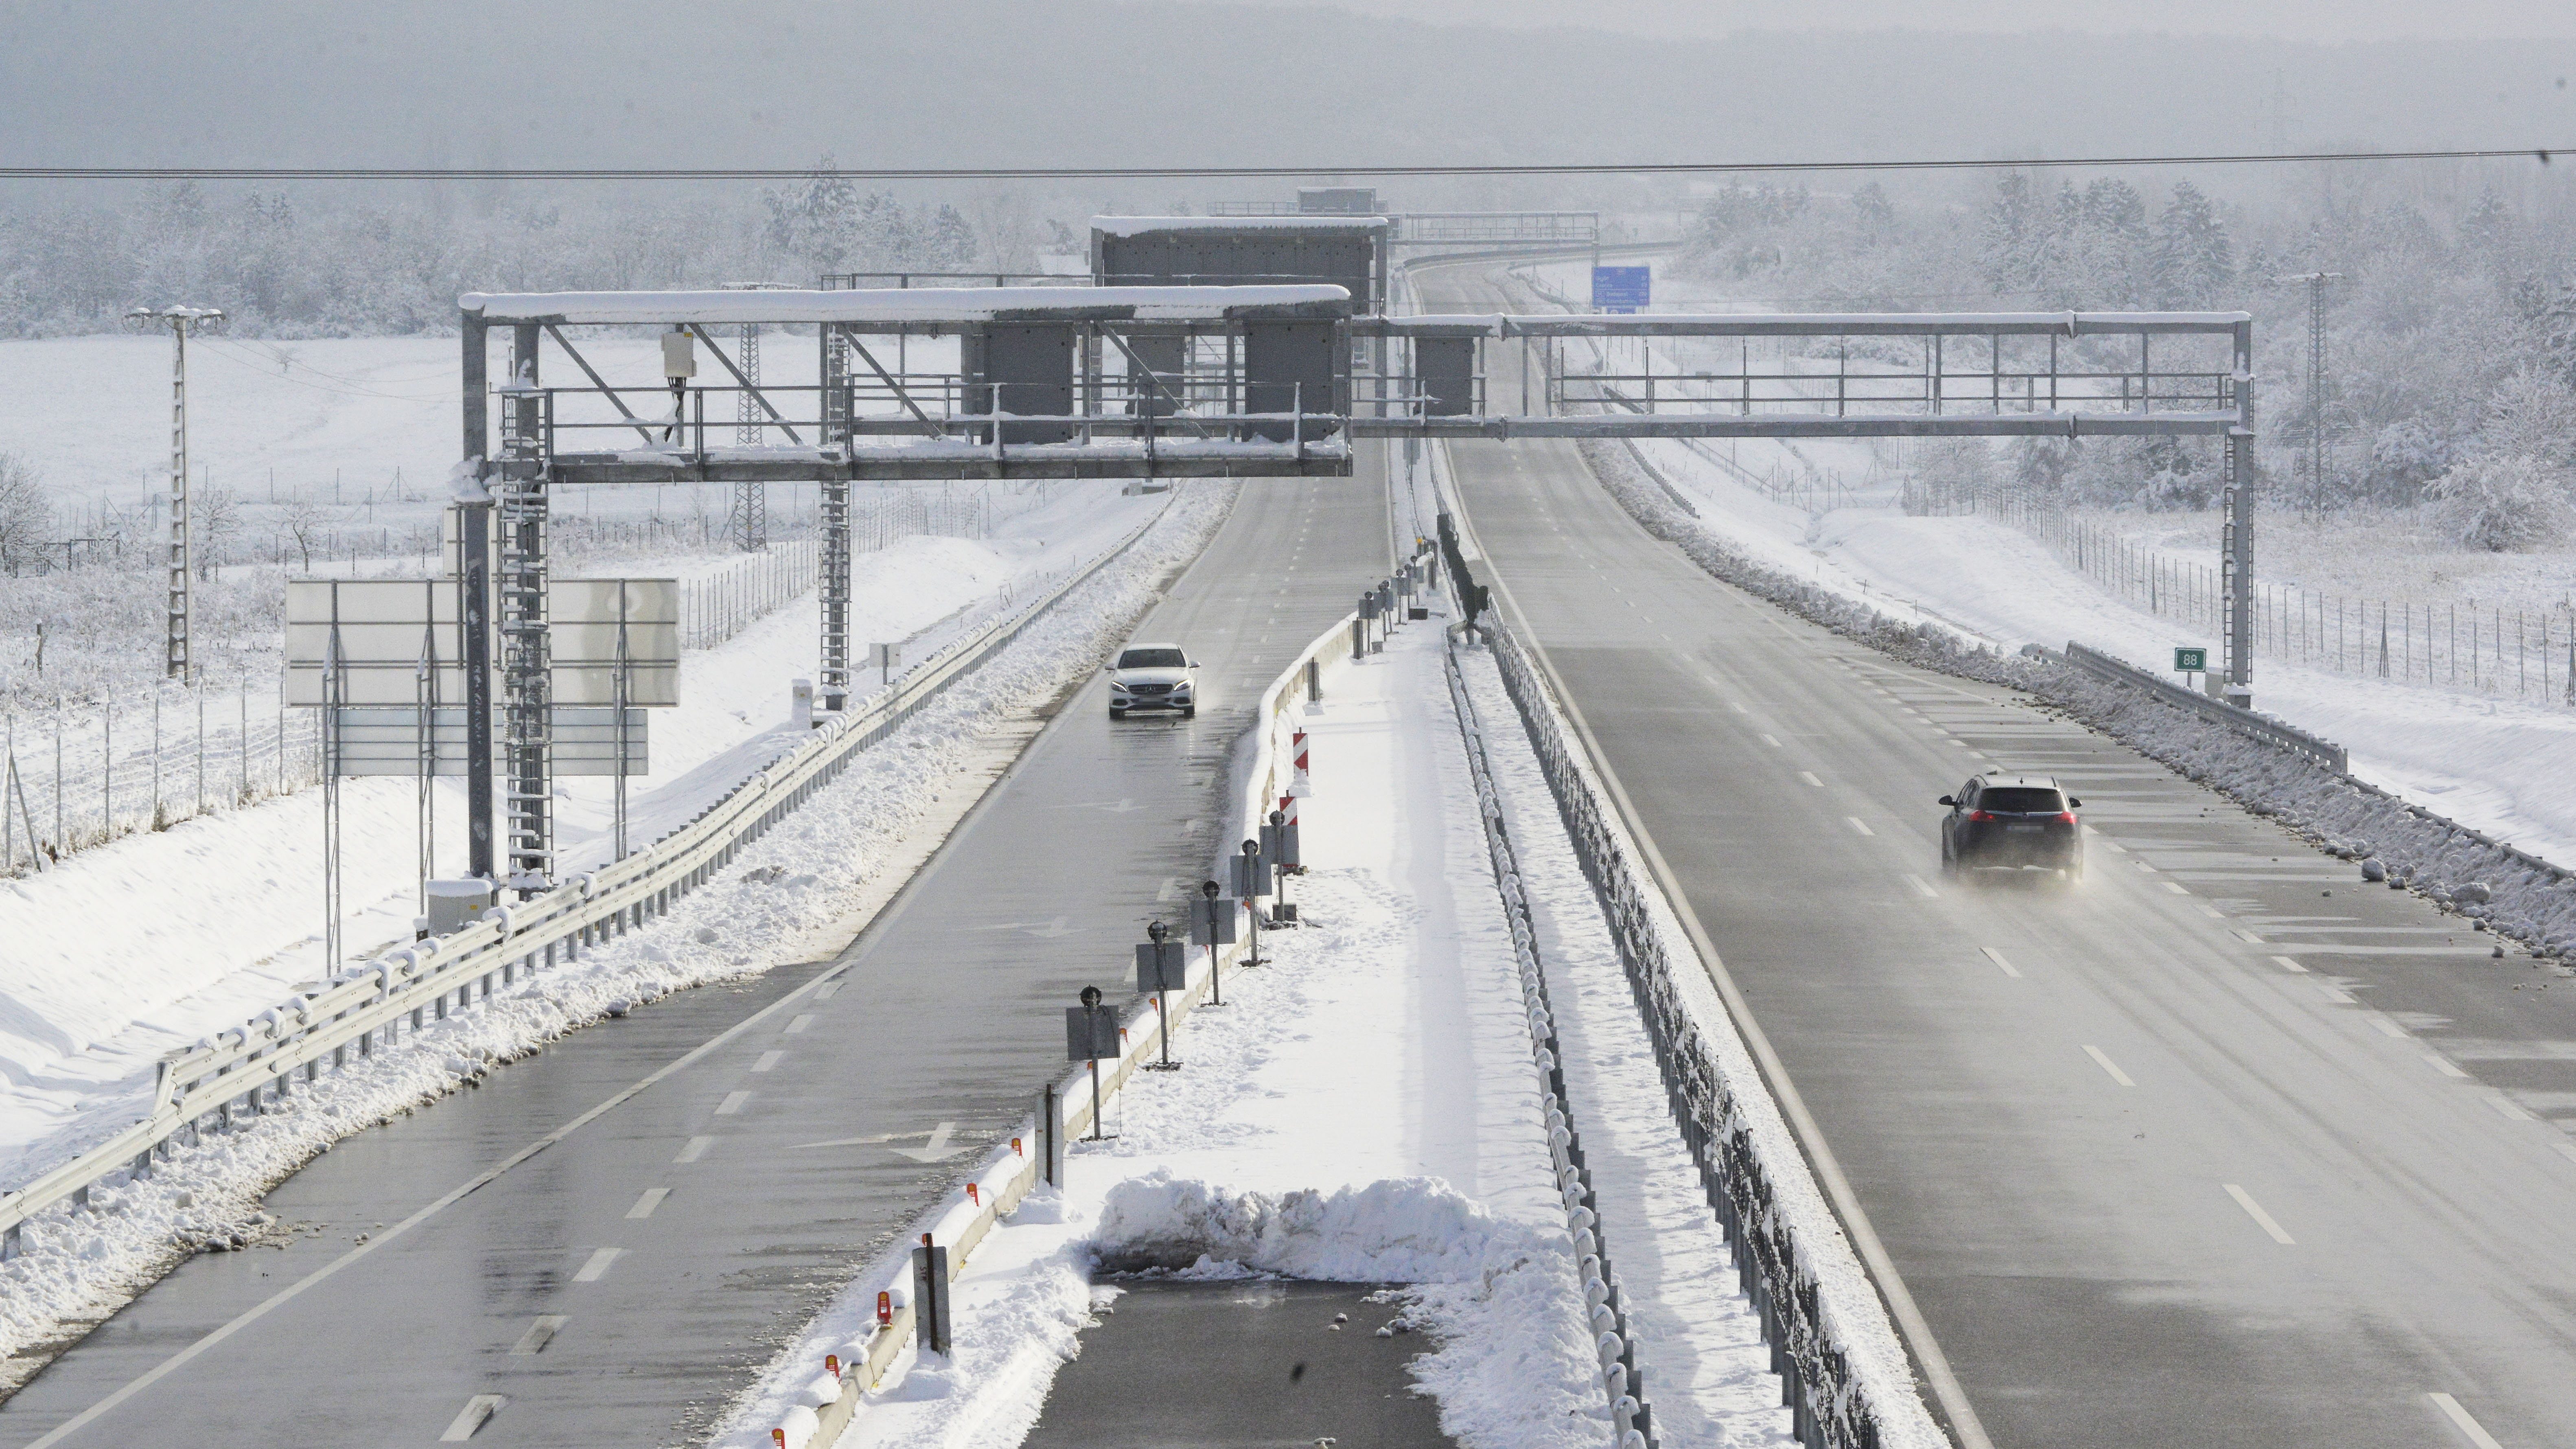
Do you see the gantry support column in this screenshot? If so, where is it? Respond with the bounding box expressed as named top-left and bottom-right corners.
top-left (2222, 319), bottom-right (2256, 706)
top-left (498, 322), bottom-right (554, 892)
top-left (818, 321), bottom-right (853, 710)
top-left (460, 312), bottom-right (497, 880)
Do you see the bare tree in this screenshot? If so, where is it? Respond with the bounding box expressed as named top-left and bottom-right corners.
top-left (279, 492), bottom-right (340, 572)
top-left (193, 484), bottom-right (241, 579)
top-left (0, 451), bottom-right (49, 576)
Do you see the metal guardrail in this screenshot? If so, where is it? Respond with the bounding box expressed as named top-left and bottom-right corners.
top-left (0, 507), bottom-right (1173, 1261)
top-left (1444, 638), bottom-right (1657, 1449)
top-left (2057, 641), bottom-right (2348, 775)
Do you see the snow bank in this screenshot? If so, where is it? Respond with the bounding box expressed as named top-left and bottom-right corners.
top-left (1090, 1172), bottom-right (1523, 1281)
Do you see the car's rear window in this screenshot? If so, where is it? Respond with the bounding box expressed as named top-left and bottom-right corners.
top-left (1118, 648), bottom-right (1187, 669)
top-left (1979, 787), bottom-right (2065, 814)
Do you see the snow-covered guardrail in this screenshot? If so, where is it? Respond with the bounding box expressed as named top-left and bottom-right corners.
top-left (2056, 641), bottom-right (2348, 774)
top-left (0, 506), bottom-right (1172, 1263)
top-left (743, 570), bottom-right (1409, 1449)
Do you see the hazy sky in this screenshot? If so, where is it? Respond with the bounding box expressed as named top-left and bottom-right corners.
top-left (1204, 0), bottom-right (2576, 41)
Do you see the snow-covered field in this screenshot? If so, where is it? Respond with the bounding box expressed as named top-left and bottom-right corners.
top-left (0, 481), bottom-right (1164, 1196)
top-left (0, 478), bottom-right (1231, 1391)
top-left (721, 620), bottom-right (1800, 1449)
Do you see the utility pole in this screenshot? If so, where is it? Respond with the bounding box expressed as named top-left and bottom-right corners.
top-left (127, 305), bottom-right (225, 680)
top-left (2277, 272), bottom-right (2342, 522)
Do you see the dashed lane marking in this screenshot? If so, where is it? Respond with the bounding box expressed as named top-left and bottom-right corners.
top-left (2428, 1392), bottom-right (2506, 1449)
top-left (716, 1091), bottom-right (753, 1115)
top-left (1904, 874), bottom-right (1938, 899)
top-left (2223, 1184), bottom-right (2296, 1244)
top-left (1761, 734), bottom-right (1782, 748)
top-left (572, 1247), bottom-right (622, 1283)
top-left (509, 1316), bottom-right (567, 1356)
top-left (1847, 817), bottom-right (1875, 836)
top-left (2369, 1017), bottom-right (2408, 1038)
top-left (2082, 1046), bottom-right (2136, 1087)
top-left (674, 1136), bottom-right (715, 1163)
top-left (752, 1051), bottom-right (784, 1072)
top-left (1981, 947), bottom-right (2022, 979)
top-left (2425, 1055), bottom-right (2470, 1079)
top-left (2271, 955), bottom-right (2309, 974)
top-left (440, 1394), bottom-right (506, 1441)
top-left (1798, 771), bottom-right (1824, 787)
top-left (784, 1014), bottom-right (815, 1035)
top-left (626, 1188), bottom-right (670, 1220)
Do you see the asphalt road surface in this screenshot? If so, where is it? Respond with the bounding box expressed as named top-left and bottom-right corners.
top-left (0, 469), bottom-right (1390, 1448)
top-left (1420, 257), bottom-right (2576, 1449)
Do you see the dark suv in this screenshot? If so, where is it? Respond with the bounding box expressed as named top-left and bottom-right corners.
top-left (1939, 774), bottom-right (2084, 880)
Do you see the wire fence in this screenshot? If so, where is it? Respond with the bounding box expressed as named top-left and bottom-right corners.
top-left (4, 679), bottom-right (322, 877)
top-left (681, 540), bottom-right (820, 651)
top-left (1970, 490), bottom-right (2576, 707)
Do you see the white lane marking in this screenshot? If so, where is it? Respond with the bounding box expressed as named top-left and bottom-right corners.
top-left (674, 1136), bottom-right (715, 1163)
top-left (2318, 982), bottom-right (2356, 1004)
top-left (2101, 840), bottom-right (2128, 853)
top-left (1847, 817), bottom-right (1875, 836)
top-left (509, 1316), bottom-right (568, 1356)
top-left (2082, 1046), bottom-right (2136, 1087)
top-left (752, 1050), bottom-right (784, 1072)
top-left (626, 1188), bottom-right (671, 1220)
top-left (1797, 771), bottom-right (1824, 787)
top-left (2200, 906), bottom-right (2227, 919)
top-left (5, 952), bottom-right (852, 1449)
top-left (1981, 947), bottom-right (2022, 979)
top-left (2223, 1184), bottom-right (2296, 1244)
top-left (440, 1394), bottom-right (506, 1441)
top-left (2232, 929), bottom-right (2264, 942)
top-left (2428, 1392), bottom-right (2507, 1449)
top-left (2425, 1055), bottom-right (2470, 1079)
top-left (2553, 1142), bottom-right (2576, 1167)
top-left (573, 1247), bottom-right (622, 1283)
top-left (2485, 1094), bottom-right (2534, 1121)
top-left (716, 1090), bottom-right (753, 1115)
top-left (2369, 1017), bottom-right (2409, 1038)
top-left (2271, 955), bottom-right (2309, 974)
top-left (784, 1014), bottom-right (815, 1035)
top-left (816, 981), bottom-right (842, 1001)
top-left (1903, 874), bottom-right (1938, 899)
top-left (2164, 882), bottom-right (2191, 895)
top-left (1761, 733), bottom-right (1782, 747)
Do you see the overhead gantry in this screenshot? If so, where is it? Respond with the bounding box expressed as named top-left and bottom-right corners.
top-left (454, 284), bottom-right (2254, 890)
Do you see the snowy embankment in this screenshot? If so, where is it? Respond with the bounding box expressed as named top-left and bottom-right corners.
top-left (0, 482), bottom-right (1225, 1384)
top-left (0, 484), bottom-right (1160, 1194)
top-left (716, 620), bottom-right (1798, 1449)
top-left (1580, 440), bottom-right (2576, 963)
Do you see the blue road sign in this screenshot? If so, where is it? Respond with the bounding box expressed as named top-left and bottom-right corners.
top-left (1591, 265), bottom-right (1651, 313)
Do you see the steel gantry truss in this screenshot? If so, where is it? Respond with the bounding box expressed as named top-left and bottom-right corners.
top-left (455, 287), bottom-right (2257, 885)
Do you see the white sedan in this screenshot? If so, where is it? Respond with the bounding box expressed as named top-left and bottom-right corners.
top-left (1107, 643), bottom-right (1198, 719)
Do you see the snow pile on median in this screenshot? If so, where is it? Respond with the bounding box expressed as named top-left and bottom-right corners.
top-left (1091, 1171), bottom-right (1533, 1282)
top-left (0, 482), bottom-right (1237, 1392)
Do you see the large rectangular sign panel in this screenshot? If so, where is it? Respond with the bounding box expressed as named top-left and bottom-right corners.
top-left (326, 705), bottom-right (647, 777)
top-left (1591, 265), bottom-right (1651, 313)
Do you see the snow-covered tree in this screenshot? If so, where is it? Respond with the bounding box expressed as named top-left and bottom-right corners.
top-left (2149, 181), bottom-right (2234, 307)
top-left (0, 452), bottom-right (49, 575)
top-left (2426, 453), bottom-right (2574, 551)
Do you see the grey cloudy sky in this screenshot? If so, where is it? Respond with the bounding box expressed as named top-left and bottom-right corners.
top-left (1200, 0), bottom-right (2576, 41)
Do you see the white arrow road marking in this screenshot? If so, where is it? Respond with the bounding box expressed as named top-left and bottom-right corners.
top-left (509, 1317), bottom-right (567, 1357)
top-left (440, 1394), bottom-right (505, 1440)
top-left (893, 1122), bottom-right (965, 1162)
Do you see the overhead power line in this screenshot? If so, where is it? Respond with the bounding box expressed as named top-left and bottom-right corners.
top-left (0, 144), bottom-right (2564, 183)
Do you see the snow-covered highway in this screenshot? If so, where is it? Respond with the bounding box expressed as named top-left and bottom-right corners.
top-left (1421, 256), bottom-right (2576, 1449)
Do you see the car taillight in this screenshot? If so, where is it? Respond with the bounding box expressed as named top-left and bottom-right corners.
top-left (2054, 811), bottom-right (2077, 824)
top-left (1968, 810), bottom-right (1993, 822)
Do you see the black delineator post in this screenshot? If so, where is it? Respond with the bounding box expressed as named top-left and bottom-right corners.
top-left (1066, 984), bottom-right (1119, 1140)
top-left (1233, 839), bottom-right (1269, 966)
top-left (1190, 879), bottom-right (1236, 1005)
top-left (1136, 921), bottom-right (1186, 1070)
top-left (1040, 1081), bottom-right (1064, 1188)
top-left (912, 1236), bottom-right (952, 1354)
